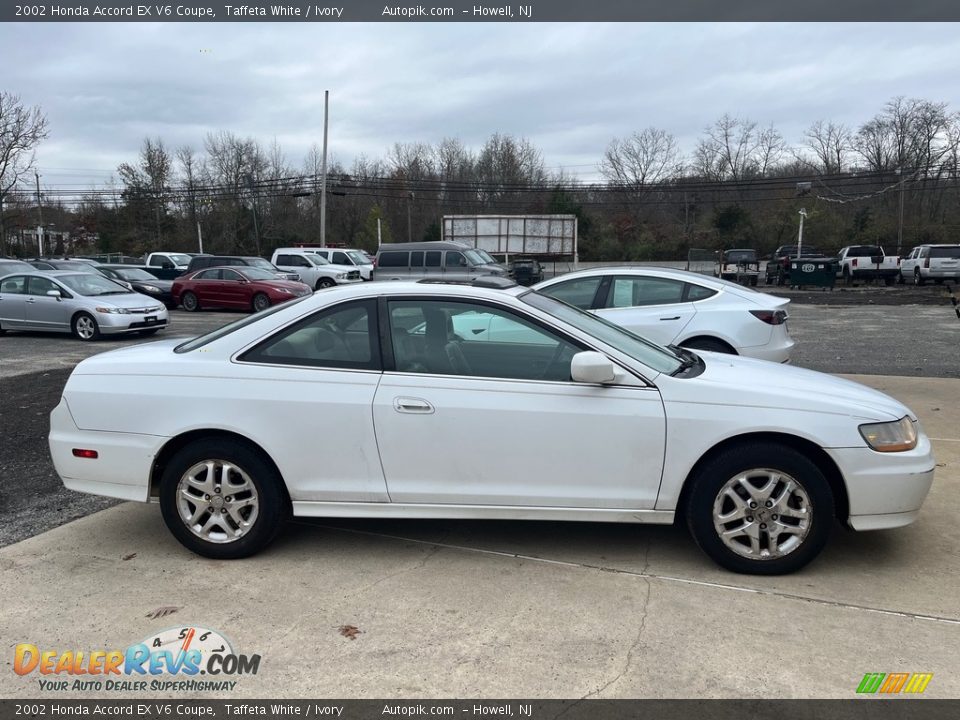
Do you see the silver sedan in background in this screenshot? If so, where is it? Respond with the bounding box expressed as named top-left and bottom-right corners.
top-left (0, 271), bottom-right (169, 340)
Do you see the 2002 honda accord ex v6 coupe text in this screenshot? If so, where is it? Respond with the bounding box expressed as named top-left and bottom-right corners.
top-left (48, 278), bottom-right (935, 574)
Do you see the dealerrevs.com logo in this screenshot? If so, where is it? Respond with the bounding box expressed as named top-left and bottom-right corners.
top-left (14, 626), bottom-right (260, 693)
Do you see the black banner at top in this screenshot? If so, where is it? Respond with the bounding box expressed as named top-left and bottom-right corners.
top-left (3, 0), bottom-right (960, 22)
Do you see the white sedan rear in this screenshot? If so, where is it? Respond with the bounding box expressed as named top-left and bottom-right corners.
top-left (534, 267), bottom-right (794, 362)
top-left (49, 280), bottom-right (932, 574)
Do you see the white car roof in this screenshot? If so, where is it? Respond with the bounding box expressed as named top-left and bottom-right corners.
top-left (538, 265), bottom-right (730, 289)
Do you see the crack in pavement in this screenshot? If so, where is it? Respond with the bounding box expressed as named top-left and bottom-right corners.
top-left (310, 524), bottom-right (960, 627)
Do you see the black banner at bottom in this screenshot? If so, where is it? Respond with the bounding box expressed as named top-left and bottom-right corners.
top-left (1, 700), bottom-right (959, 720)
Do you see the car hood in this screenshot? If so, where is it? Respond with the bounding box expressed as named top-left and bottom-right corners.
top-left (324, 263), bottom-right (357, 273)
top-left (662, 351), bottom-right (911, 422)
top-left (81, 292), bottom-right (167, 310)
top-left (255, 279), bottom-right (309, 291)
top-left (134, 279), bottom-right (173, 290)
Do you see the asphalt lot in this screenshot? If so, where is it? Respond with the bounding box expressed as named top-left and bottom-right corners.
top-left (0, 287), bottom-right (958, 698)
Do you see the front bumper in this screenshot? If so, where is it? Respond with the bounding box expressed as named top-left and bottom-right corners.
top-left (97, 310), bottom-right (169, 334)
top-left (826, 438), bottom-right (935, 530)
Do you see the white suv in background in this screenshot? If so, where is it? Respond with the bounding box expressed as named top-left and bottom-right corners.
top-left (304, 248), bottom-right (374, 280)
top-left (270, 249), bottom-right (362, 290)
top-left (899, 244), bottom-right (960, 285)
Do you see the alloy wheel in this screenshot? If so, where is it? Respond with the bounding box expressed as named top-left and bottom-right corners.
top-left (176, 459), bottom-right (260, 544)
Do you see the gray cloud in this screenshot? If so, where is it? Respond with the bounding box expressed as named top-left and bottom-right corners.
top-left (4, 22), bottom-right (959, 186)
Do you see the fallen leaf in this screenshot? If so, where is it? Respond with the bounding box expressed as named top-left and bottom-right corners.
top-left (338, 625), bottom-right (362, 640)
top-left (146, 606), bottom-right (180, 620)
top-left (122, 553), bottom-right (137, 561)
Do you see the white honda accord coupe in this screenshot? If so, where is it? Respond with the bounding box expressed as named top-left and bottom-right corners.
top-left (48, 278), bottom-right (934, 574)
top-left (533, 267), bottom-right (794, 362)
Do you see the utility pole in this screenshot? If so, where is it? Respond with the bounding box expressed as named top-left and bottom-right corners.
top-left (407, 191), bottom-right (414, 242)
top-left (196, 220), bottom-right (204, 254)
top-left (319, 89), bottom-right (329, 247)
top-left (797, 208), bottom-right (807, 257)
top-left (35, 170), bottom-right (45, 256)
top-left (897, 169), bottom-right (906, 256)
top-left (245, 173), bottom-right (261, 255)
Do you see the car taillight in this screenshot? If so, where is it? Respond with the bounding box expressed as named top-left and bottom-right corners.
top-left (924, 258), bottom-right (930, 268)
top-left (852, 258), bottom-right (858, 267)
top-left (750, 310), bottom-right (787, 325)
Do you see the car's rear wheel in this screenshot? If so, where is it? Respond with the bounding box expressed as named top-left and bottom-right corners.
top-left (914, 269), bottom-right (926, 286)
top-left (682, 337), bottom-right (735, 354)
top-left (252, 293), bottom-right (271, 312)
top-left (181, 291), bottom-right (200, 312)
top-left (685, 443), bottom-right (833, 574)
top-left (315, 278), bottom-right (336, 290)
top-left (72, 312), bottom-right (101, 341)
top-left (159, 438), bottom-right (289, 559)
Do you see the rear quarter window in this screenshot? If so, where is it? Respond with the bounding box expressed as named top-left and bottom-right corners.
top-left (377, 252), bottom-right (409, 268)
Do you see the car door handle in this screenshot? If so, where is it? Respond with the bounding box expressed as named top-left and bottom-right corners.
top-left (393, 397), bottom-right (434, 414)
top-left (659, 315), bottom-right (680, 321)
top-left (25, 298), bottom-right (36, 303)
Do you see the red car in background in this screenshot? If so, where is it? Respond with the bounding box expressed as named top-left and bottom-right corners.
top-left (172, 266), bottom-right (312, 312)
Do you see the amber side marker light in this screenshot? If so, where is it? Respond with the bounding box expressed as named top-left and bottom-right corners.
top-left (72, 449), bottom-right (99, 459)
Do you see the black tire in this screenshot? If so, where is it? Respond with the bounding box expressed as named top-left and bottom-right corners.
top-left (252, 293), bottom-right (271, 312)
top-left (914, 269), bottom-right (925, 286)
top-left (842, 267), bottom-right (852, 286)
top-left (685, 442), bottom-right (833, 575)
top-left (934, 279), bottom-right (944, 285)
top-left (181, 291), bottom-right (200, 312)
top-left (71, 312), bottom-right (101, 341)
top-left (897, 271), bottom-right (905, 285)
top-left (681, 337), bottom-right (735, 355)
top-left (884, 276), bottom-right (894, 287)
top-left (315, 277), bottom-right (336, 290)
top-left (159, 438), bottom-right (289, 559)
top-left (139, 329), bottom-right (160, 337)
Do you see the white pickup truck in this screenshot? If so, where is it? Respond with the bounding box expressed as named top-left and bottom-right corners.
top-left (270, 248), bottom-right (363, 290)
top-left (142, 252), bottom-right (192, 280)
top-left (836, 245), bottom-right (900, 286)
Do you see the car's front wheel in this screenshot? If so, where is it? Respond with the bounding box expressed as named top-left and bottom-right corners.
top-left (315, 277), bottom-right (336, 290)
top-left (252, 293), bottom-right (271, 312)
top-left (159, 438), bottom-right (289, 559)
top-left (685, 443), bottom-right (833, 574)
top-left (72, 312), bottom-right (101, 341)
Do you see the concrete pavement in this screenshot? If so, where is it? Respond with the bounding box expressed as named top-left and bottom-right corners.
top-left (0, 375), bottom-right (957, 699)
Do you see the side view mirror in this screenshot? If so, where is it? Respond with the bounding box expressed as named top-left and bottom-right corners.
top-left (46, 289), bottom-right (62, 300)
top-left (571, 351), bottom-right (617, 384)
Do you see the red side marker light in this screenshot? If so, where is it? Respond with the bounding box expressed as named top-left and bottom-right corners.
top-left (72, 449), bottom-right (99, 459)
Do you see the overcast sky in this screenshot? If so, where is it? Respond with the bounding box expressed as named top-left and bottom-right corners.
top-left (5, 22), bottom-right (960, 189)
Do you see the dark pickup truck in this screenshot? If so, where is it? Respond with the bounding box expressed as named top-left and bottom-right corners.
top-left (765, 245), bottom-right (827, 286)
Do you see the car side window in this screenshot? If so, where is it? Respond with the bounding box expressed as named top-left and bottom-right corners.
top-left (388, 299), bottom-right (583, 382)
top-left (539, 277), bottom-right (603, 310)
top-left (685, 283), bottom-right (718, 301)
top-left (0, 276), bottom-right (26, 294)
top-left (195, 269), bottom-right (221, 280)
top-left (378, 251), bottom-right (408, 268)
top-left (222, 269), bottom-right (244, 282)
top-left (425, 251), bottom-right (441, 267)
top-left (333, 252), bottom-right (349, 265)
top-left (240, 299), bottom-right (379, 370)
top-left (608, 277), bottom-right (685, 307)
top-left (27, 276), bottom-right (60, 296)
top-left (292, 256), bottom-right (310, 267)
top-left (410, 251), bottom-right (424, 268)
top-left (445, 252), bottom-right (466, 268)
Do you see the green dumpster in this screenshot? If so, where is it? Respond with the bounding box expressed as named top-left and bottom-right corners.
top-left (789, 258), bottom-right (836, 289)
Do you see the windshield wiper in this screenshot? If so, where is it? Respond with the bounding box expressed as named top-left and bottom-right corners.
top-left (667, 344), bottom-right (699, 375)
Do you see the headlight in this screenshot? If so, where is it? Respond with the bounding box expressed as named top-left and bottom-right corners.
top-left (142, 285), bottom-right (161, 293)
top-left (859, 416), bottom-right (918, 452)
top-left (336, 273), bottom-right (346, 279)
top-left (277, 288), bottom-right (294, 295)
top-left (95, 306), bottom-right (130, 314)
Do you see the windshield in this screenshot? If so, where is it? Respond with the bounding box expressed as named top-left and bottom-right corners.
top-left (475, 250), bottom-right (497, 264)
top-left (521, 291), bottom-right (682, 375)
top-left (248, 258), bottom-right (278, 270)
top-left (176, 296), bottom-right (311, 353)
top-left (346, 250), bottom-right (369, 265)
top-left (724, 250), bottom-right (756, 262)
top-left (238, 267), bottom-right (279, 281)
top-left (168, 254), bottom-right (191, 266)
top-left (306, 254), bottom-right (330, 266)
top-left (464, 249), bottom-right (487, 266)
top-left (58, 273), bottom-right (131, 296)
top-left (115, 268), bottom-right (156, 281)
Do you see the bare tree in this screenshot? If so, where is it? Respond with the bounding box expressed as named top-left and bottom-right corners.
top-left (599, 127), bottom-right (681, 190)
top-left (803, 120), bottom-right (852, 174)
top-left (0, 92), bottom-right (49, 253)
top-left (693, 115), bottom-right (774, 181)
